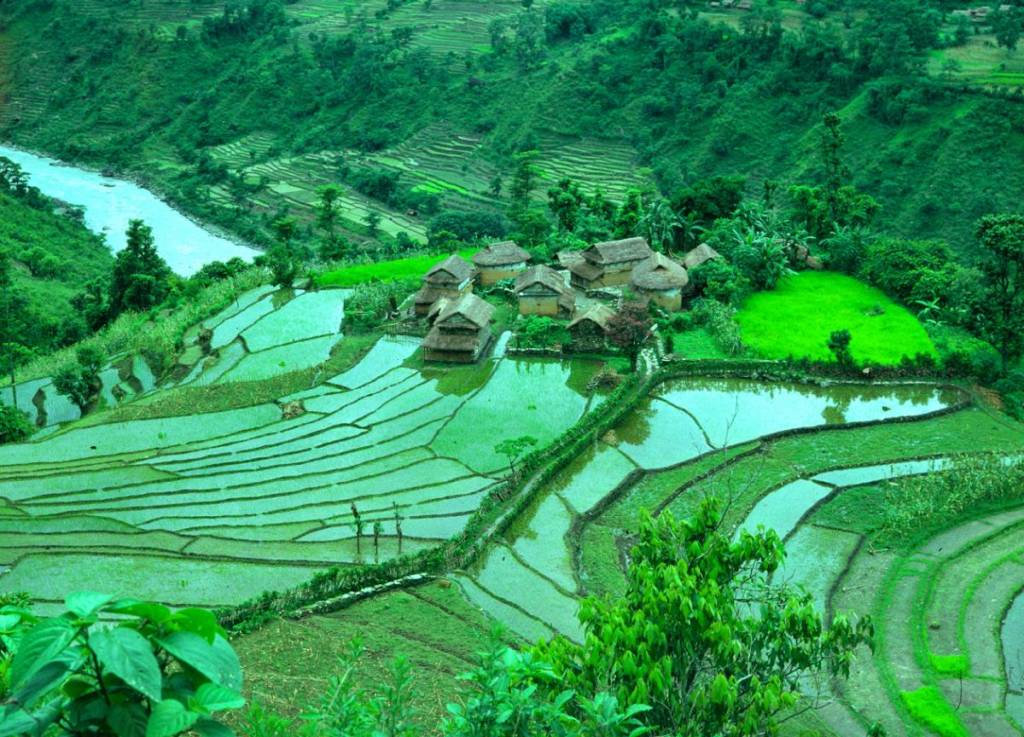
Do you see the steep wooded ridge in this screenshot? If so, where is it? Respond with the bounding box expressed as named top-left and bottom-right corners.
top-left (0, 0), bottom-right (1022, 255)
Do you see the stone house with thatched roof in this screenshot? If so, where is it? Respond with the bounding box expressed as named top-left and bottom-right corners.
top-left (569, 237), bottom-right (653, 290)
top-left (568, 304), bottom-right (615, 350)
top-left (472, 241), bottom-right (532, 285)
top-left (631, 253), bottom-right (690, 311)
top-left (682, 243), bottom-right (722, 271)
top-left (422, 292), bottom-right (494, 363)
top-left (514, 265), bottom-right (575, 318)
top-left (414, 254), bottom-right (475, 316)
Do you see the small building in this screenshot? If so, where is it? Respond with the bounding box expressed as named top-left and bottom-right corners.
top-left (514, 265), bottom-right (575, 318)
top-left (569, 237), bottom-right (653, 290)
top-left (555, 249), bottom-right (586, 271)
top-left (414, 254), bottom-right (475, 316)
top-left (568, 304), bottom-right (616, 350)
top-left (472, 241), bottom-right (532, 285)
top-left (631, 253), bottom-right (690, 311)
top-left (422, 293), bottom-right (495, 363)
top-left (682, 243), bottom-right (723, 271)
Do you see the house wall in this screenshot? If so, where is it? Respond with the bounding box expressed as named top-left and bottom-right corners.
top-left (478, 263), bottom-right (527, 286)
top-left (569, 323), bottom-right (607, 350)
top-left (414, 284), bottom-right (471, 315)
top-left (423, 348), bottom-right (477, 363)
top-left (642, 287), bottom-right (682, 311)
top-left (518, 295), bottom-right (560, 316)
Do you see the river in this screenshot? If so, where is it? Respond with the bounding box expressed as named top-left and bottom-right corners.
top-left (0, 144), bottom-right (258, 276)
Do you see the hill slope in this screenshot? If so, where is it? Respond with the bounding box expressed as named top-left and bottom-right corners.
top-left (0, 0), bottom-right (1022, 255)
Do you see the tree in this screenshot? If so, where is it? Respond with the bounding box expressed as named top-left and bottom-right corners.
top-left (607, 302), bottom-right (652, 371)
top-left (272, 216), bottom-right (298, 248)
top-left (109, 220), bottom-right (171, 316)
top-left (0, 404), bottom-right (33, 445)
top-left (366, 210), bottom-right (382, 238)
top-left (351, 502), bottom-right (364, 555)
top-left (393, 502), bottom-right (404, 554)
top-left (53, 345), bottom-right (105, 413)
top-left (976, 214), bottom-right (1024, 362)
top-left (494, 435), bottom-right (538, 474)
top-left (373, 521), bottom-right (384, 562)
top-left (992, 7), bottom-right (1022, 52)
top-left (509, 151), bottom-right (540, 209)
top-left (534, 498), bottom-right (873, 735)
top-left (820, 111), bottom-right (849, 229)
top-left (317, 184), bottom-right (342, 249)
top-left (266, 245), bottom-right (298, 288)
top-left (0, 593), bottom-right (245, 737)
top-left (639, 198), bottom-right (683, 254)
top-left (828, 329), bottom-right (854, 368)
top-left (0, 251), bottom-right (16, 406)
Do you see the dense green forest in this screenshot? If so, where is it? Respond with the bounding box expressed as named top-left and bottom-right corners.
top-left (1, 0), bottom-right (1024, 257)
top-left (0, 161), bottom-right (112, 353)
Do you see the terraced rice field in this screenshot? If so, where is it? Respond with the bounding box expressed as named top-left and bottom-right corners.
top-left (1, 353), bottom-right (157, 428)
top-left (0, 288), bottom-right (606, 610)
top-left (448, 376), bottom-right (1024, 734)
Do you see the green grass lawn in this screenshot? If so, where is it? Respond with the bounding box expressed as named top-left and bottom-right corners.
top-left (317, 249), bottom-right (479, 287)
top-left (668, 327), bottom-right (731, 359)
top-left (736, 272), bottom-right (937, 365)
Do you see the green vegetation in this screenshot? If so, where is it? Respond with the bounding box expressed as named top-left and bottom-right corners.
top-left (317, 249), bottom-right (478, 287)
top-left (900, 686), bottom-right (970, 737)
top-left (736, 272), bottom-right (937, 364)
top-left (0, 593), bottom-right (246, 737)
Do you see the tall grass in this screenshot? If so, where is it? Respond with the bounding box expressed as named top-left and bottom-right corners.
top-left (881, 455), bottom-right (1024, 542)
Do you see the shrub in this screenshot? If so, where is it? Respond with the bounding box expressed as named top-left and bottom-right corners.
top-left (0, 593), bottom-right (246, 737)
top-left (345, 279), bottom-right (418, 331)
top-left (881, 456), bottom-right (1024, 542)
top-left (0, 404), bottom-right (33, 445)
top-left (689, 259), bottom-right (748, 305)
top-left (691, 298), bottom-right (743, 356)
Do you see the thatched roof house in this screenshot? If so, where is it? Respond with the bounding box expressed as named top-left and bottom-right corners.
top-left (425, 254), bottom-right (474, 287)
top-left (514, 265), bottom-right (575, 317)
top-left (631, 254), bottom-right (690, 311)
top-left (422, 293), bottom-right (494, 363)
top-left (473, 241), bottom-right (532, 285)
top-left (682, 243), bottom-right (722, 270)
top-left (414, 254), bottom-right (475, 315)
top-left (568, 304), bottom-right (616, 349)
top-left (569, 237), bottom-right (653, 289)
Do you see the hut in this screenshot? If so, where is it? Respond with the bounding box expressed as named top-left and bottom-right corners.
top-left (414, 254), bottom-right (475, 316)
top-left (568, 304), bottom-right (615, 350)
top-left (682, 243), bottom-right (722, 271)
top-left (514, 265), bottom-right (575, 318)
top-left (422, 293), bottom-right (495, 363)
top-left (630, 253), bottom-right (690, 311)
top-left (569, 237), bottom-right (653, 290)
top-left (473, 241), bottom-right (532, 285)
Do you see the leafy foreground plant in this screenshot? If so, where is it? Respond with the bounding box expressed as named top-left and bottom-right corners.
top-left (0, 593), bottom-right (245, 737)
top-left (535, 499), bottom-right (876, 736)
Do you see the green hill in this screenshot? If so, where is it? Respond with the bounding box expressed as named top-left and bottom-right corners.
top-left (1, 0), bottom-right (1022, 256)
top-left (0, 189), bottom-right (113, 352)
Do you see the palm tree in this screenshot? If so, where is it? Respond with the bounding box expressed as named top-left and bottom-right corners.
top-left (639, 199), bottom-right (683, 254)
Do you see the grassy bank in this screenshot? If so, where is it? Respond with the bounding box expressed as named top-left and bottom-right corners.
top-left (736, 272), bottom-right (937, 364)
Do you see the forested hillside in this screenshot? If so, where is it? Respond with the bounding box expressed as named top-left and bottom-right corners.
top-left (0, 164), bottom-right (112, 354)
top-left (1, 0), bottom-right (1023, 256)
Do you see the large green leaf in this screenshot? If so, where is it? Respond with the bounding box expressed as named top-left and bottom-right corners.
top-left (9, 618), bottom-right (77, 690)
top-left (190, 683), bottom-right (245, 714)
top-left (8, 658), bottom-right (74, 711)
top-left (89, 627), bottom-right (163, 702)
top-left (171, 609), bottom-right (222, 642)
top-left (145, 700), bottom-right (198, 737)
top-left (108, 702), bottom-right (149, 737)
top-left (107, 600), bottom-right (172, 625)
top-left (194, 719), bottom-right (235, 737)
top-left (65, 592), bottom-right (113, 618)
top-left (156, 633), bottom-right (242, 690)
top-left (0, 699), bottom-right (64, 737)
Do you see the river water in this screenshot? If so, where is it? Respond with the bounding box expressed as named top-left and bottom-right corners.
top-left (0, 144), bottom-right (258, 275)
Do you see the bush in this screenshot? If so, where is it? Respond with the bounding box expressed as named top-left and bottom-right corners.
top-left (345, 279), bottom-right (418, 331)
top-left (0, 403), bottom-right (33, 444)
top-left (691, 298), bottom-right (743, 356)
top-left (689, 260), bottom-right (749, 305)
top-left (881, 455), bottom-right (1024, 542)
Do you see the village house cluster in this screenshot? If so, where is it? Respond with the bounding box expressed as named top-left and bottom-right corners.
top-left (413, 237), bottom-right (721, 363)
